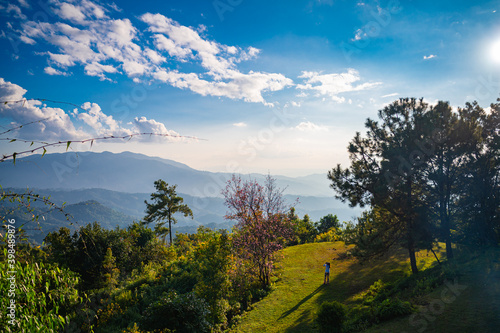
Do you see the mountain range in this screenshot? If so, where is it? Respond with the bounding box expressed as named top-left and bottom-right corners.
top-left (0, 151), bottom-right (334, 196)
top-left (0, 151), bottom-right (362, 241)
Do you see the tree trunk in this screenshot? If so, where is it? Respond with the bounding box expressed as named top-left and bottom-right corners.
top-left (408, 233), bottom-right (418, 274)
top-left (406, 176), bottom-right (418, 274)
top-left (168, 211), bottom-right (172, 246)
top-left (441, 201), bottom-right (454, 260)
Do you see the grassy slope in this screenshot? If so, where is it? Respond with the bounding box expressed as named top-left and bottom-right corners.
top-left (364, 248), bottom-right (500, 333)
top-left (233, 242), bottom-right (445, 333)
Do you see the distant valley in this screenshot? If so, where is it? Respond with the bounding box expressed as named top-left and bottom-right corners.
top-left (0, 151), bottom-right (362, 242)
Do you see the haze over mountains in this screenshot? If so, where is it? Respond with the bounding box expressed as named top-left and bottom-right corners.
top-left (0, 151), bottom-right (362, 240)
top-left (0, 151), bottom-right (334, 196)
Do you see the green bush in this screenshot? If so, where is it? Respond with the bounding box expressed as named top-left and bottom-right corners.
top-left (0, 254), bottom-right (81, 332)
top-left (345, 305), bottom-right (374, 331)
top-left (374, 298), bottom-right (413, 321)
top-left (142, 291), bottom-right (212, 333)
top-left (316, 300), bottom-right (346, 333)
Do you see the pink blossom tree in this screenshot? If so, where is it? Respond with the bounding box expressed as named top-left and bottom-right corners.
top-left (222, 174), bottom-right (294, 287)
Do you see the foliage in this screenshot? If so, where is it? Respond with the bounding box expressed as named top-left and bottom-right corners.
top-left (288, 208), bottom-right (318, 245)
top-left (144, 180), bottom-right (193, 245)
top-left (223, 174), bottom-right (294, 287)
top-left (191, 229), bottom-right (232, 328)
top-left (141, 291), bottom-right (212, 333)
top-left (316, 213), bottom-right (341, 234)
top-left (316, 300), bottom-right (347, 333)
top-left (315, 228), bottom-right (341, 242)
top-left (0, 250), bottom-right (81, 332)
top-left (455, 100), bottom-right (500, 247)
top-left (373, 298), bottom-right (413, 321)
top-left (101, 247), bottom-right (120, 290)
top-left (340, 208), bottom-right (407, 260)
top-left (44, 221), bottom-right (165, 290)
top-left (328, 97), bottom-right (500, 274)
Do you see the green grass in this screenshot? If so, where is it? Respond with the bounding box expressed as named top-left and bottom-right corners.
top-left (364, 247), bottom-right (500, 333)
top-left (233, 242), bottom-right (446, 332)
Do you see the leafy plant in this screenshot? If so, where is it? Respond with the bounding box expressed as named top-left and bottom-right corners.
top-left (316, 300), bottom-right (347, 333)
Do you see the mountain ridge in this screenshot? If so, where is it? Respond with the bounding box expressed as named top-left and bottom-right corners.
top-left (0, 151), bottom-right (336, 197)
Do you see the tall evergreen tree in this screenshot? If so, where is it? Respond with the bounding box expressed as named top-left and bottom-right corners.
top-left (457, 100), bottom-right (500, 246)
top-left (423, 101), bottom-right (465, 260)
top-left (329, 98), bottom-right (433, 274)
top-left (144, 180), bottom-right (193, 245)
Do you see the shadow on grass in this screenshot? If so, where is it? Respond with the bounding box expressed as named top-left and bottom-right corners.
top-left (315, 250), bottom-right (411, 305)
top-left (279, 285), bottom-right (324, 319)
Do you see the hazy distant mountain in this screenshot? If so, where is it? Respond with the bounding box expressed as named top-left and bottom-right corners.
top-left (2, 199), bottom-right (136, 244)
top-left (0, 151), bottom-right (333, 196)
top-left (0, 152), bottom-right (363, 241)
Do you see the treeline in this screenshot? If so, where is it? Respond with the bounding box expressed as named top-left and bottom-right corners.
top-left (0, 175), bottom-right (343, 332)
top-left (329, 98), bottom-right (500, 273)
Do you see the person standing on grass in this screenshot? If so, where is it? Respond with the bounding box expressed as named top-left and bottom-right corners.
top-left (323, 262), bottom-right (330, 284)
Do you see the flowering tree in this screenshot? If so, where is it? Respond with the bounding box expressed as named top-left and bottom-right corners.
top-left (222, 174), bottom-right (294, 287)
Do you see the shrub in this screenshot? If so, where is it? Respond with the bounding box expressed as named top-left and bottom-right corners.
top-left (345, 305), bottom-right (374, 331)
top-left (142, 291), bottom-right (212, 333)
top-left (374, 298), bottom-right (413, 321)
top-left (316, 300), bottom-right (346, 333)
top-left (315, 229), bottom-right (340, 243)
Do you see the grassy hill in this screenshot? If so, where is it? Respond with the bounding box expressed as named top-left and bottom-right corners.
top-left (233, 242), bottom-right (500, 332)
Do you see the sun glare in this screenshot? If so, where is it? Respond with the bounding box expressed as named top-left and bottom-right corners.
top-left (490, 38), bottom-right (500, 64)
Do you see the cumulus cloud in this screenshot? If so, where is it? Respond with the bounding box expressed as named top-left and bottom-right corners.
top-left (296, 69), bottom-right (381, 102)
top-left (44, 66), bottom-right (69, 76)
top-left (132, 116), bottom-right (182, 142)
top-left (0, 78), bottom-right (86, 141)
top-left (423, 54), bottom-right (437, 60)
top-left (294, 121), bottom-right (328, 132)
top-left (233, 122), bottom-right (247, 127)
top-left (8, 0), bottom-right (292, 104)
top-left (141, 13), bottom-right (292, 104)
top-left (0, 78), bottom-right (182, 142)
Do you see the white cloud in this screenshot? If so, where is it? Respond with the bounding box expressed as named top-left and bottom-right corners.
top-left (0, 78), bottom-right (182, 143)
top-left (48, 52), bottom-right (76, 67)
top-left (233, 122), bottom-right (247, 127)
top-left (296, 68), bottom-right (382, 102)
top-left (381, 92), bottom-right (399, 98)
top-left (44, 66), bottom-right (69, 76)
top-left (10, 1), bottom-right (292, 105)
top-left (132, 116), bottom-right (183, 142)
top-left (55, 2), bottom-right (87, 24)
top-left (0, 78), bottom-right (86, 141)
top-left (352, 28), bottom-right (366, 41)
top-left (294, 121), bottom-right (328, 132)
top-left (423, 54), bottom-right (437, 60)
top-left (17, 0), bottom-right (30, 8)
top-left (5, 4), bottom-right (26, 20)
top-left (19, 35), bottom-right (36, 45)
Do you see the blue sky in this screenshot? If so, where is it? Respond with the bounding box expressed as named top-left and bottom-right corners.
top-left (0, 0), bottom-right (499, 176)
